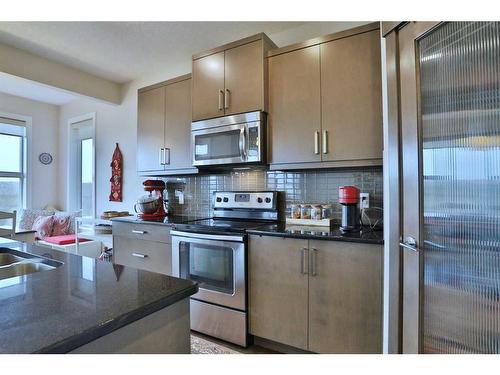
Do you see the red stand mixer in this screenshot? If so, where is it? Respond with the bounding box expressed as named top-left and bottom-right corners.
top-left (134, 180), bottom-right (167, 219)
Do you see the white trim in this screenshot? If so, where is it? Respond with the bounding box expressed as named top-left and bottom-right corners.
top-left (0, 110), bottom-right (33, 209)
top-left (66, 112), bottom-right (96, 218)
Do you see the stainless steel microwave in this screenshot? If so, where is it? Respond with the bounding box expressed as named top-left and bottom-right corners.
top-left (191, 111), bottom-right (266, 167)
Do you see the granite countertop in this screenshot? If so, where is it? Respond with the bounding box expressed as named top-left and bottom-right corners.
top-left (111, 215), bottom-right (205, 227)
top-left (247, 223), bottom-right (384, 245)
top-left (0, 238), bottom-right (197, 354)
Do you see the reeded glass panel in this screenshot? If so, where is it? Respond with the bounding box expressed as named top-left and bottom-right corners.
top-left (419, 22), bottom-right (500, 353)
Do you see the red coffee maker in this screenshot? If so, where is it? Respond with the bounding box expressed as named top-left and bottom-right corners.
top-left (339, 186), bottom-right (361, 232)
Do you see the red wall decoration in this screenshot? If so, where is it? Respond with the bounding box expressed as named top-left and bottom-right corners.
top-left (109, 143), bottom-right (123, 202)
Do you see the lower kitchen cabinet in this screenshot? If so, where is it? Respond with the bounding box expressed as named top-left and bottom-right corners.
top-left (308, 240), bottom-right (382, 353)
top-left (112, 221), bottom-right (172, 275)
top-left (248, 234), bottom-right (383, 353)
top-left (248, 235), bottom-right (309, 350)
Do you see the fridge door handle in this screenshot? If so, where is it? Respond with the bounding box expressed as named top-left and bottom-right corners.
top-left (400, 236), bottom-right (421, 253)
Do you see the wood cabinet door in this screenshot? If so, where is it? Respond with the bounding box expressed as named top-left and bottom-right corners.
top-left (165, 78), bottom-right (192, 170)
top-left (248, 235), bottom-right (309, 350)
top-left (192, 51), bottom-right (225, 121)
top-left (308, 240), bottom-right (383, 353)
top-left (268, 45), bottom-right (321, 164)
top-left (137, 86), bottom-right (165, 172)
top-left (224, 40), bottom-right (264, 116)
top-left (320, 30), bottom-right (383, 162)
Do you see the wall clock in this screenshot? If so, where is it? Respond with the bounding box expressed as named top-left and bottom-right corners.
top-left (39, 152), bottom-right (53, 165)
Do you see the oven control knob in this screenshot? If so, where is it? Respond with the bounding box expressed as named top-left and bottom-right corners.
top-left (223, 197), bottom-right (229, 203)
top-left (257, 197), bottom-right (263, 203)
top-left (216, 197), bottom-right (222, 203)
top-left (265, 197), bottom-right (271, 203)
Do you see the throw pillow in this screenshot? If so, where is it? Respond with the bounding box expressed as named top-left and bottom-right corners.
top-left (18, 209), bottom-right (55, 231)
top-left (54, 211), bottom-right (81, 234)
top-left (51, 214), bottom-right (72, 236)
top-left (32, 215), bottom-right (55, 239)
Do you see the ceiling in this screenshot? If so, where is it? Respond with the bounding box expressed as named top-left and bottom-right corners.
top-left (0, 72), bottom-right (77, 105)
top-left (0, 22), bottom-right (310, 83)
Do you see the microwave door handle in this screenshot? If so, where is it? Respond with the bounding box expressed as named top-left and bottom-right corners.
top-left (239, 127), bottom-right (247, 161)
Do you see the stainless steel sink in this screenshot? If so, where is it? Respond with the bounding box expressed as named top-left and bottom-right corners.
top-left (0, 253), bottom-right (25, 266)
top-left (0, 262), bottom-right (56, 279)
top-left (0, 247), bottom-right (63, 281)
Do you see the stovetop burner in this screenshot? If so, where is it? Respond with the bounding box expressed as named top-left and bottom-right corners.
top-left (173, 218), bottom-right (273, 234)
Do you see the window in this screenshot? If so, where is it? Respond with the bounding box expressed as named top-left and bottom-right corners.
top-left (0, 117), bottom-right (27, 218)
top-left (68, 116), bottom-right (95, 218)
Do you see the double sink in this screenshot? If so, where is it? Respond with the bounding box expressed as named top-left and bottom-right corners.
top-left (0, 247), bottom-right (64, 281)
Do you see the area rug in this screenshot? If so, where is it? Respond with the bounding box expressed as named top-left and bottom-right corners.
top-left (190, 335), bottom-right (239, 354)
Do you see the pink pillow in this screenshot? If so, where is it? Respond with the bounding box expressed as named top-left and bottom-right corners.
top-left (44, 234), bottom-right (91, 245)
top-left (32, 215), bottom-right (55, 239)
top-left (52, 214), bottom-right (72, 236)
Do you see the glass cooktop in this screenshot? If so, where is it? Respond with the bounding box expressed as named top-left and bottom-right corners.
top-left (173, 218), bottom-right (272, 234)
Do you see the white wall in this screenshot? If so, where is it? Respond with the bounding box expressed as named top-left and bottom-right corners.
top-left (57, 22), bottom-right (371, 215)
top-left (0, 92), bottom-right (60, 209)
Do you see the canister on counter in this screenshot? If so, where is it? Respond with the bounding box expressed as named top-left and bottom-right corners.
top-left (291, 204), bottom-right (301, 219)
top-left (311, 204), bottom-right (323, 220)
top-left (300, 204), bottom-right (312, 219)
top-left (321, 204), bottom-right (333, 219)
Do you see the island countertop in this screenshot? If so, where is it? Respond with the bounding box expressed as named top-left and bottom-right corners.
top-left (0, 238), bottom-right (197, 354)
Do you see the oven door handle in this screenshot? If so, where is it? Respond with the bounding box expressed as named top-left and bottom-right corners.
top-left (171, 230), bottom-right (245, 243)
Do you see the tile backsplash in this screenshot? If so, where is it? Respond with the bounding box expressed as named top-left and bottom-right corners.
top-left (161, 167), bottom-right (383, 223)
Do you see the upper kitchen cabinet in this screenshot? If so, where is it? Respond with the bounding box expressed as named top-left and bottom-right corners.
top-left (321, 29), bottom-right (383, 163)
top-left (268, 23), bottom-right (383, 170)
top-left (268, 45), bottom-right (321, 164)
top-left (192, 52), bottom-right (225, 121)
top-left (137, 85), bottom-right (165, 173)
top-left (137, 74), bottom-right (197, 176)
top-left (191, 34), bottom-right (277, 121)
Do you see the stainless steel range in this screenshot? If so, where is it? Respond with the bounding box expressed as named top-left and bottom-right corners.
top-left (171, 191), bottom-right (281, 346)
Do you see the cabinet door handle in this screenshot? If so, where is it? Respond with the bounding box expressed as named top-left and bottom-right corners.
top-left (159, 148), bottom-right (164, 165)
top-left (314, 131), bottom-right (320, 154)
top-left (131, 230), bottom-right (147, 235)
top-left (224, 89), bottom-right (230, 109)
top-left (322, 130), bottom-right (328, 154)
top-left (300, 248), bottom-right (309, 275)
top-left (132, 252), bottom-right (148, 258)
top-left (218, 89), bottom-right (224, 110)
top-left (310, 248), bottom-right (318, 276)
top-left (165, 147), bottom-right (170, 165)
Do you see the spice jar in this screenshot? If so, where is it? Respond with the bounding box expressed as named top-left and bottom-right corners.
top-left (300, 204), bottom-right (311, 219)
top-left (311, 204), bottom-right (323, 220)
top-left (321, 204), bottom-right (333, 219)
top-left (291, 204), bottom-right (301, 219)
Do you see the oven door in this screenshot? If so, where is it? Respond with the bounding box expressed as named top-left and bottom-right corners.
top-left (171, 230), bottom-right (246, 311)
top-left (192, 123), bottom-right (247, 166)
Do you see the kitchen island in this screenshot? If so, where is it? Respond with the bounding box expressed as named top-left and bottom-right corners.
top-left (0, 237), bottom-right (197, 354)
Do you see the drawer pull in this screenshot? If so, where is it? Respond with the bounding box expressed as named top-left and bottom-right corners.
top-left (131, 230), bottom-right (147, 234)
top-left (132, 252), bottom-right (148, 258)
